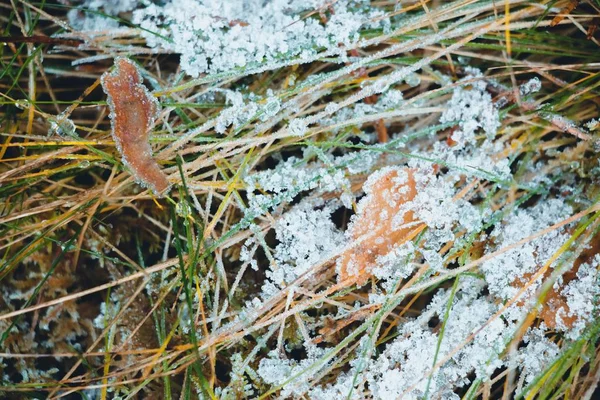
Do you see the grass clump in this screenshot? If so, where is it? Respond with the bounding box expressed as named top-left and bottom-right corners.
top-left (1, 0), bottom-right (600, 399)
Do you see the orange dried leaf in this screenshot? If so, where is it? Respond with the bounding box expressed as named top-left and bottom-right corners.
top-left (513, 270), bottom-right (577, 330)
top-left (338, 168), bottom-right (420, 285)
top-left (101, 57), bottom-right (170, 196)
top-left (513, 233), bottom-right (600, 330)
top-left (375, 119), bottom-right (388, 143)
top-left (550, 0), bottom-right (579, 27)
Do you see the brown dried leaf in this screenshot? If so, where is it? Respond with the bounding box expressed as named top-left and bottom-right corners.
top-left (101, 58), bottom-right (170, 196)
top-left (338, 168), bottom-right (420, 285)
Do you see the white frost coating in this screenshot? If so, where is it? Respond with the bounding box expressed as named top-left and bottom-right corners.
top-left (217, 353), bottom-right (255, 398)
top-left (405, 72), bottom-right (421, 87)
top-left (213, 89), bottom-right (259, 134)
top-left (440, 69), bottom-right (500, 145)
top-left (311, 276), bottom-right (572, 399)
top-left (410, 170), bottom-right (482, 235)
top-left (480, 199), bottom-right (572, 301)
top-left (413, 68), bottom-right (512, 182)
top-left (310, 371), bottom-right (363, 400)
top-left (83, 0), bottom-right (137, 15)
top-left (133, 0), bottom-right (388, 77)
top-left (371, 241), bottom-right (417, 293)
top-left (365, 277), bottom-right (508, 399)
top-left (258, 345), bottom-right (329, 398)
top-left (271, 201), bottom-right (344, 287)
top-left (514, 328), bottom-right (560, 386)
top-left (261, 96), bottom-right (281, 120)
top-left (244, 151), bottom-right (376, 218)
top-left (319, 89), bottom-right (404, 133)
top-left (519, 77), bottom-right (542, 96)
top-left (558, 256), bottom-right (600, 339)
top-left (68, 12), bottom-right (120, 32)
top-left (585, 118), bottom-right (599, 131)
top-left (67, 0), bottom-right (136, 32)
top-left (288, 118), bottom-right (309, 137)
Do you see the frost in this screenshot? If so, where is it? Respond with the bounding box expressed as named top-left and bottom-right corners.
top-left (558, 256), bottom-right (600, 338)
top-left (270, 200), bottom-right (344, 287)
top-left (405, 69), bottom-right (513, 183)
top-left (133, 0), bottom-right (388, 77)
top-left (480, 199), bottom-right (572, 301)
top-left (232, 296), bottom-right (265, 327)
top-left (218, 353), bottom-right (255, 398)
top-left (261, 96), bottom-right (281, 120)
top-left (32, 3), bottom-right (599, 397)
top-left (365, 277), bottom-right (509, 399)
top-left (439, 69), bottom-right (500, 145)
top-left (240, 236), bottom-right (259, 271)
top-left (244, 154), bottom-right (368, 218)
top-left (519, 77), bottom-right (542, 96)
top-left (93, 294), bottom-right (120, 330)
top-left (371, 241), bottom-right (417, 293)
top-left (405, 72), bottom-right (421, 87)
top-left (83, 0), bottom-right (137, 15)
top-left (585, 118), bottom-right (599, 131)
top-left (305, 266), bottom-right (580, 398)
top-left (334, 165), bottom-right (485, 286)
top-left (319, 88), bottom-right (404, 133)
top-left (310, 371), bottom-right (363, 400)
top-left (514, 328), bottom-right (560, 386)
top-left (257, 351), bottom-right (294, 385)
top-left (258, 345), bottom-right (329, 397)
top-left (410, 170), bottom-right (482, 235)
top-left (214, 90), bottom-right (259, 134)
top-left (333, 150), bottom-right (379, 174)
top-left (67, 0), bottom-right (136, 32)
top-left (289, 118), bottom-right (309, 137)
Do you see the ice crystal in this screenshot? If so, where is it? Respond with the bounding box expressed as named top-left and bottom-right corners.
top-left (310, 371), bottom-right (363, 400)
top-left (133, 0), bottom-right (388, 77)
top-left (365, 277), bottom-right (509, 399)
top-left (519, 77), bottom-right (542, 96)
top-left (439, 69), bottom-right (500, 145)
top-left (585, 118), bottom-right (599, 131)
top-left (288, 117), bottom-right (309, 137)
top-left (217, 353), bottom-right (256, 398)
top-left (244, 154), bottom-right (363, 218)
top-left (214, 90), bottom-right (259, 134)
top-left (67, 0), bottom-right (136, 32)
top-left (558, 256), bottom-right (600, 338)
top-left (270, 200), bottom-right (344, 287)
top-left (410, 169), bottom-right (482, 235)
top-left (514, 327), bottom-right (560, 386)
top-left (261, 96), bottom-right (281, 120)
top-left (258, 344), bottom-right (329, 397)
top-left (403, 68), bottom-right (513, 184)
top-left (319, 88), bottom-right (404, 133)
top-left (480, 199), bottom-right (572, 301)
top-left (371, 241), bottom-right (417, 293)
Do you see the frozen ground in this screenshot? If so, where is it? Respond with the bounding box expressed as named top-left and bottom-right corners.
top-left (1, 1), bottom-right (599, 399)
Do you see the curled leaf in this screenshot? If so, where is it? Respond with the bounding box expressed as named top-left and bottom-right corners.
top-left (101, 57), bottom-right (170, 196)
